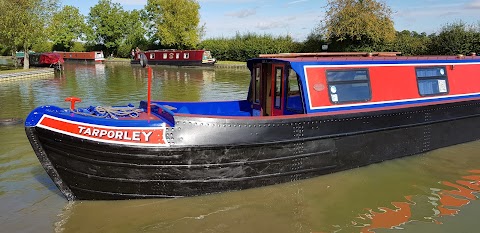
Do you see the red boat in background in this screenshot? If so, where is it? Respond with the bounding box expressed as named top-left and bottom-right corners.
top-left (55, 51), bottom-right (106, 63)
top-left (21, 52), bottom-right (64, 71)
top-left (131, 49), bottom-right (216, 67)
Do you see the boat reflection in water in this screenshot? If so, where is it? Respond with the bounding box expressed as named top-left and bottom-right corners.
top-left (52, 166), bottom-right (480, 233)
top-left (322, 170), bottom-right (480, 233)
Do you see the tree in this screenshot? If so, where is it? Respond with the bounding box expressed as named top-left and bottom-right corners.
top-left (0, 0), bottom-right (58, 69)
top-left (87, 0), bottom-right (127, 55)
top-left (48, 5), bottom-right (87, 51)
top-left (117, 9), bottom-right (148, 57)
top-left (146, 0), bottom-right (204, 49)
top-left (428, 21), bottom-right (479, 55)
top-left (391, 30), bottom-right (430, 56)
top-left (321, 0), bottom-right (395, 51)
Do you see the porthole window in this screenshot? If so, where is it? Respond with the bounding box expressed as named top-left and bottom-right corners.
top-left (326, 69), bottom-right (372, 103)
top-left (416, 66), bottom-right (449, 96)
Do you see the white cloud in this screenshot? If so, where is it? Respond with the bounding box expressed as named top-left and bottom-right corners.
top-left (287, 0), bottom-right (308, 5)
top-left (225, 8), bottom-right (257, 18)
top-left (112, 0), bottom-right (147, 6)
top-left (467, 0), bottom-right (480, 8)
top-left (256, 21), bottom-right (288, 30)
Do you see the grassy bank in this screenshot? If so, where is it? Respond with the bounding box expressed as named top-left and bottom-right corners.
top-left (216, 61), bottom-right (246, 65)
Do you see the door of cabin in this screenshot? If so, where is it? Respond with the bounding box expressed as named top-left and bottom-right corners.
top-left (251, 63), bottom-right (285, 116)
top-left (270, 64), bottom-right (285, 116)
top-left (251, 64), bottom-right (263, 116)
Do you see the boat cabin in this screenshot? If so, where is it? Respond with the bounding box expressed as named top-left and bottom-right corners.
top-left (246, 52), bottom-right (480, 117)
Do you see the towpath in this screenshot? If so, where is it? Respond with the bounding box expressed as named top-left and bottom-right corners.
top-left (0, 68), bottom-right (54, 82)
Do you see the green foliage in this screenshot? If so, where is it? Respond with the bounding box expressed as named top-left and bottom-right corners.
top-left (0, 0), bottom-right (59, 68)
top-left (0, 44), bottom-right (9, 56)
top-left (300, 28), bottom-right (328, 52)
top-left (428, 21), bottom-right (480, 55)
top-left (146, 0), bottom-right (204, 49)
top-left (117, 43), bottom-right (133, 58)
top-left (32, 40), bottom-right (53, 52)
top-left (87, 0), bottom-right (127, 55)
top-left (390, 30), bottom-right (430, 55)
top-left (48, 5), bottom-right (87, 51)
top-left (71, 42), bottom-right (86, 52)
top-left (199, 33), bottom-right (298, 61)
top-left (322, 0), bottom-right (395, 51)
top-left (115, 9), bottom-right (148, 58)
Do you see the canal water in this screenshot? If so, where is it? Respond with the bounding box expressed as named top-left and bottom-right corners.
top-left (1, 62), bottom-right (480, 233)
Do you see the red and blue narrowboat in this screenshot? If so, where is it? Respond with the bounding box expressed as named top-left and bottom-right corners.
top-left (130, 49), bottom-right (216, 67)
top-left (25, 52), bottom-right (480, 200)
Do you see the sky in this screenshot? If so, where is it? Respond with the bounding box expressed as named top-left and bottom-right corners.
top-left (62, 0), bottom-right (480, 41)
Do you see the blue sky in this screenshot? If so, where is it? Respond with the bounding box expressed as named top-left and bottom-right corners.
top-left (62, 0), bottom-right (480, 41)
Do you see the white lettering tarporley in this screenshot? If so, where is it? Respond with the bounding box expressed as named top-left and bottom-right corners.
top-left (36, 115), bottom-right (167, 146)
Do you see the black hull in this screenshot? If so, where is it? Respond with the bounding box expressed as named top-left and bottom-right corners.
top-left (26, 100), bottom-right (480, 200)
top-left (130, 60), bottom-right (215, 67)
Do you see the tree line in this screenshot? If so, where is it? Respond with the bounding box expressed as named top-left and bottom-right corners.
top-left (1, 0), bottom-right (479, 68)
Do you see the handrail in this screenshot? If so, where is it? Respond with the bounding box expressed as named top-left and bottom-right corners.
top-left (258, 52), bottom-right (402, 58)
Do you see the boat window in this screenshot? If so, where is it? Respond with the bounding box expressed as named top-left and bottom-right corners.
top-left (286, 68), bottom-right (303, 113)
top-left (150, 53), bottom-right (155, 59)
top-left (176, 53), bottom-right (180, 59)
top-left (274, 67), bottom-right (283, 109)
top-left (184, 53), bottom-right (189, 59)
top-left (326, 69), bottom-right (371, 103)
top-left (416, 67), bottom-right (449, 96)
top-left (254, 66), bottom-right (261, 103)
top-left (163, 53), bottom-right (167, 59)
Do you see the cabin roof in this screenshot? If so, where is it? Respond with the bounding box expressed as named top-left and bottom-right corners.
top-left (247, 53), bottom-right (480, 72)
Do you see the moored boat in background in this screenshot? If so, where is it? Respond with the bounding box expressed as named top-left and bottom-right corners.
top-left (20, 52), bottom-right (64, 71)
top-left (130, 49), bottom-right (216, 67)
top-left (24, 51), bottom-right (480, 200)
top-left (55, 51), bottom-right (105, 63)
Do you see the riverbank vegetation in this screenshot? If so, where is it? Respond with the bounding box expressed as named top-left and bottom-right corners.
top-left (1, 0), bottom-right (479, 66)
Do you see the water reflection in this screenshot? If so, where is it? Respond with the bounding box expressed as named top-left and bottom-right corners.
top-left (328, 170), bottom-right (480, 233)
top-left (0, 63), bottom-right (250, 119)
top-left (51, 142), bottom-right (480, 233)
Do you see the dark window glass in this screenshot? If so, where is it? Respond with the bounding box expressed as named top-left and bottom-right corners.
top-left (274, 67), bottom-right (282, 109)
top-left (416, 67), bottom-right (449, 96)
top-left (326, 69), bottom-right (371, 103)
top-left (286, 68), bottom-right (303, 113)
top-left (254, 66), bottom-right (260, 103)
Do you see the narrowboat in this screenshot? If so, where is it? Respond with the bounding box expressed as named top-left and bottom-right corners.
top-left (25, 52), bottom-right (480, 200)
top-left (130, 49), bottom-right (216, 66)
top-left (55, 51), bottom-right (105, 63)
top-left (20, 52), bottom-right (64, 71)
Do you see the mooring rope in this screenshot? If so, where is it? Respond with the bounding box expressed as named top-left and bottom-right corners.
top-left (74, 106), bottom-right (144, 119)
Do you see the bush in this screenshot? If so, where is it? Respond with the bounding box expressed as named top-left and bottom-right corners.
top-left (32, 41), bottom-right (53, 53)
top-left (71, 42), bottom-right (86, 52)
top-left (199, 32), bottom-right (298, 61)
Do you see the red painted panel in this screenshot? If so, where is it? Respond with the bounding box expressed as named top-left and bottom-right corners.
top-left (448, 65), bottom-right (480, 94)
top-left (305, 67), bottom-right (329, 108)
top-left (369, 66), bottom-right (419, 101)
top-left (146, 50), bottom-right (205, 61)
top-left (57, 52), bottom-right (96, 60)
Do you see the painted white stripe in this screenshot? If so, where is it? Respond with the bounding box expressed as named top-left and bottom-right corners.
top-left (36, 115), bottom-right (169, 147)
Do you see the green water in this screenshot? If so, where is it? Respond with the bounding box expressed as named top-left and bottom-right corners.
top-left (1, 62), bottom-right (480, 233)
